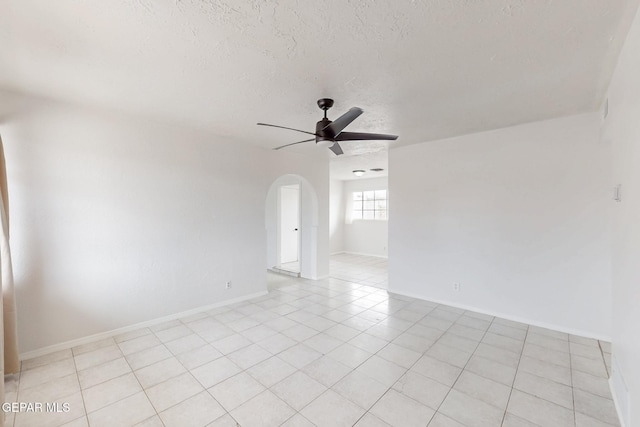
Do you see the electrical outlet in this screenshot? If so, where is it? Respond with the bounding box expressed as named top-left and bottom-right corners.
top-left (614, 184), bottom-right (622, 202)
top-left (453, 282), bottom-right (460, 292)
top-left (225, 281), bottom-right (232, 289)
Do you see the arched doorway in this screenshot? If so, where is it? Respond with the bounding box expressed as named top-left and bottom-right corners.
top-left (265, 174), bottom-right (320, 279)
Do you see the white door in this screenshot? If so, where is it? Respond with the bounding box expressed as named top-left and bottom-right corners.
top-left (279, 185), bottom-right (300, 264)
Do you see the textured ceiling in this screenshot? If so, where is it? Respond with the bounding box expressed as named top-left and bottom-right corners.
top-left (330, 149), bottom-right (388, 181)
top-left (1, 0), bottom-right (638, 176)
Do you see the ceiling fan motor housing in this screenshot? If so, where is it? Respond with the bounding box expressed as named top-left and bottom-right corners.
top-left (315, 118), bottom-right (335, 146)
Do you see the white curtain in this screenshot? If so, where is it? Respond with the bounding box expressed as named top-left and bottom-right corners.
top-left (1, 134), bottom-right (19, 427)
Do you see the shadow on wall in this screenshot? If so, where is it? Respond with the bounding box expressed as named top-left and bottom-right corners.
top-left (7, 123), bottom-right (114, 354)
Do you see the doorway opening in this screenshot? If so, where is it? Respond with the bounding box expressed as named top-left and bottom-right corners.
top-left (328, 154), bottom-right (389, 289)
top-left (278, 184), bottom-right (300, 274)
top-left (265, 174), bottom-right (321, 280)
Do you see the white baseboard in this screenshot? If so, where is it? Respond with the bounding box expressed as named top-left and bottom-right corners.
top-left (339, 251), bottom-right (388, 259)
top-left (387, 288), bottom-right (612, 341)
top-left (20, 291), bottom-right (268, 361)
top-left (270, 267), bottom-right (300, 278)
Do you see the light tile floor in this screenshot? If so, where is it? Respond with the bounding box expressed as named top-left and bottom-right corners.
top-left (330, 253), bottom-right (388, 290)
top-left (4, 260), bottom-right (619, 427)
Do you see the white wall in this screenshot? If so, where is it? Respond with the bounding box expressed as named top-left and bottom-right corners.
top-left (343, 177), bottom-right (388, 257)
top-left (389, 113), bottom-right (612, 338)
top-left (606, 4), bottom-right (640, 425)
top-left (329, 179), bottom-right (345, 254)
top-left (0, 95), bottom-right (329, 354)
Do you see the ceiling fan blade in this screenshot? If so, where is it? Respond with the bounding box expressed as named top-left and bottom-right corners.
top-left (273, 138), bottom-right (315, 150)
top-left (328, 142), bottom-right (344, 156)
top-left (335, 131), bottom-right (398, 141)
top-left (322, 107), bottom-right (363, 136)
top-left (257, 123), bottom-right (317, 136)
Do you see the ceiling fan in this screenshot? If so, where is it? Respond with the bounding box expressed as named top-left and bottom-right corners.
top-left (257, 98), bottom-right (398, 156)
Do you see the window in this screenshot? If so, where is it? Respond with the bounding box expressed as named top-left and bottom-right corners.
top-left (352, 190), bottom-right (387, 220)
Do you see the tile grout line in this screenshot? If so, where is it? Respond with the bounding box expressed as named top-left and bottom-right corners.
top-left (380, 307), bottom-right (483, 425)
top-left (190, 280), bottom-right (386, 425)
top-left (498, 326), bottom-right (539, 427)
top-left (70, 347), bottom-right (90, 427)
top-left (153, 314), bottom-right (255, 426)
top-left (491, 330), bottom-right (594, 414)
top-left (273, 288), bottom-right (434, 425)
top-left (508, 334), bottom-right (615, 426)
top-left (345, 305), bottom-right (439, 426)
top-left (275, 290), bottom-right (401, 425)
top-left (432, 313), bottom-right (509, 426)
top-left (100, 339), bottom-right (161, 426)
top-left (137, 326), bottom-right (189, 427)
top-left (267, 282), bottom-right (388, 424)
top-left (570, 338), bottom-right (577, 427)
top-left (8, 369), bottom-right (20, 427)
top-left (410, 308), bottom-right (476, 425)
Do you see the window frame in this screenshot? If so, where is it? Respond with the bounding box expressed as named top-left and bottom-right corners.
top-left (352, 189), bottom-right (388, 221)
